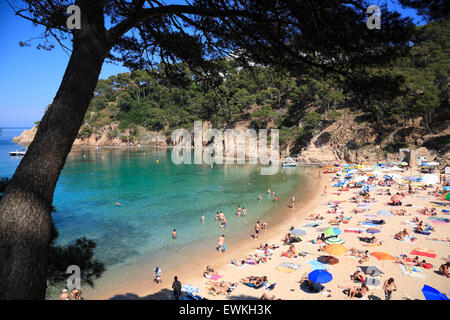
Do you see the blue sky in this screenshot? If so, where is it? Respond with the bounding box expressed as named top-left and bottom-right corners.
top-left (0, 1), bottom-right (423, 128)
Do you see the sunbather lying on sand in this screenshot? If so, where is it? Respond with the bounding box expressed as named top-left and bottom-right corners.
top-left (241, 276), bottom-right (267, 287)
top-left (350, 268), bottom-right (366, 283)
top-left (439, 262), bottom-right (450, 278)
top-left (281, 244), bottom-right (297, 258)
top-left (339, 283), bottom-right (369, 299)
top-left (395, 255), bottom-right (419, 266)
top-left (358, 236), bottom-right (383, 245)
top-left (260, 292), bottom-right (282, 300)
top-left (203, 265), bottom-right (218, 277)
top-left (208, 281), bottom-right (236, 295)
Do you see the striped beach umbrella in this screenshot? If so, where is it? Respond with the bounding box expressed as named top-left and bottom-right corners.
top-left (443, 192), bottom-right (450, 200)
top-left (182, 284), bottom-right (199, 295)
top-left (325, 237), bottom-right (345, 244)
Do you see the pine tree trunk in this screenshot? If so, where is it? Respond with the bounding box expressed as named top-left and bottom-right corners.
top-left (0, 4), bottom-right (108, 299)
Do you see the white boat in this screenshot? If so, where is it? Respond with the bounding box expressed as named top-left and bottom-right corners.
top-left (282, 157), bottom-right (297, 167)
top-left (9, 150), bottom-right (26, 156)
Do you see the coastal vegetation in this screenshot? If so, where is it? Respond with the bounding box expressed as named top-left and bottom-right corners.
top-left (80, 18), bottom-right (449, 155)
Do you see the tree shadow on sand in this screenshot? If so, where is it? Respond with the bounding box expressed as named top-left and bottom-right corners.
top-left (109, 288), bottom-right (176, 300)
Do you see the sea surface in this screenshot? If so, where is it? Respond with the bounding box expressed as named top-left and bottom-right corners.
top-left (0, 128), bottom-right (307, 278)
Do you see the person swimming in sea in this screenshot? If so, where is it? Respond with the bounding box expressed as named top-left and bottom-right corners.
top-left (242, 207), bottom-right (246, 216)
top-left (237, 206), bottom-right (241, 216)
top-left (115, 201), bottom-right (122, 207)
top-left (221, 216), bottom-right (227, 228)
top-left (258, 194), bottom-right (262, 200)
top-left (201, 213), bottom-right (205, 223)
top-left (172, 229), bottom-right (177, 239)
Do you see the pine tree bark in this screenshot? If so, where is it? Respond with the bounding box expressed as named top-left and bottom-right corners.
top-left (0, 2), bottom-right (108, 299)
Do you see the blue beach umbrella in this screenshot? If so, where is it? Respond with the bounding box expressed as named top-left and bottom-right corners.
top-left (182, 284), bottom-right (199, 295)
top-left (324, 227), bottom-right (342, 237)
top-left (421, 285), bottom-right (449, 300)
top-left (308, 270), bottom-right (333, 284)
top-left (290, 228), bottom-right (307, 236)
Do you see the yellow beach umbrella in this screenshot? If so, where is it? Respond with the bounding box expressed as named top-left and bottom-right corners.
top-left (324, 244), bottom-right (348, 256)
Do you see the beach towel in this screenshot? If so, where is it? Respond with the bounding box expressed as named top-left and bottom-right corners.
top-left (365, 278), bottom-right (380, 287)
top-left (362, 222), bottom-right (379, 227)
top-left (410, 250), bottom-right (436, 258)
top-left (345, 228), bottom-right (362, 233)
top-left (210, 274), bottom-right (223, 280)
top-left (306, 259), bottom-right (330, 270)
top-left (363, 242), bottom-right (383, 247)
top-left (276, 263), bottom-right (301, 273)
top-left (426, 238), bottom-right (450, 243)
top-left (400, 265), bottom-right (425, 278)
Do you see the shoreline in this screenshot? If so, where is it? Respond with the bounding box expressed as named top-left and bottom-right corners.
top-left (82, 169), bottom-right (325, 300)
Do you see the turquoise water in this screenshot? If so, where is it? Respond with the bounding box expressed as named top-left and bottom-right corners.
top-left (1, 129), bottom-right (305, 271)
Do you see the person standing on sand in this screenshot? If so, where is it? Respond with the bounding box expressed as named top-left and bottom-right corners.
top-left (218, 235), bottom-right (225, 253)
top-left (254, 221), bottom-right (261, 240)
top-left (154, 266), bottom-right (162, 284)
top-left (60, 289), bottom-right (70, 300)
top-left (383, 278), bottom-right (397, 300)
top-left (172, 276), bottom-right (182, 300)
top-left (291, 195), bottom-right (295, 208)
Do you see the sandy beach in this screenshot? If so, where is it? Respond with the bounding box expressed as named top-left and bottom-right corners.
top-left (86, 165), bottom-right (450, 300)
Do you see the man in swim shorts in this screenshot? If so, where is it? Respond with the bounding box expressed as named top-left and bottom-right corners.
top-left (172, 276), bottom-right (182, 300)
top-left (254, 221), bottom-right (260, 240)
top-left (383, 278), bottom-right (397, 300)
top-left (172, 229), bottom-right (177, 239)
top-left (218, 235), bottom-right (225, 253)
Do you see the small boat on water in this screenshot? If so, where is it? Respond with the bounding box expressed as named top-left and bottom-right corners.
top-left (9, 150), bottom-right (26, 156)
top-left (282, 157), bottom-right (297, 167)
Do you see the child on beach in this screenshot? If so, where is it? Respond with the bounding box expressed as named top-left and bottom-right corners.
top-left (154, 266), bottom-right (162, 284)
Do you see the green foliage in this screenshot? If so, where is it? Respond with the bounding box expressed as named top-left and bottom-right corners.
top-left (79, 19), bottom-right (448, 153)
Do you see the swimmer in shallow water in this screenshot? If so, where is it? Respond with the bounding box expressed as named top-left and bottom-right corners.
top-left (115, 201), bottom-right (122, 207)
top-left (172, 229), bottom-right (177, 239)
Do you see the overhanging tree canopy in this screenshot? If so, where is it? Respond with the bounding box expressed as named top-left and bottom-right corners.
top-left (0, 0), bottom-right (425, 299)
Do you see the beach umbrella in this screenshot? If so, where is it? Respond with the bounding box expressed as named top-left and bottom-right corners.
top-left (325, 237), bottom-right (344, 244)
top-left (182, 284), bottom-right (199, 295)
top-left (308, 270), bottom-right (333, 284)
top-left (324, 244), bottom-right (348, 256)
top-left (324, 227), bottom-right (342, 237)
top-left (370, 252), bottom-right (396, 261)
top-left (366, 228), bottom-right (380, 234)
top-left (377, 209), bottom-right (393, 217)
top-left (443, 192), bottom-right (450, 200)
top-left (360, 266), bottom-right (383, 277)
top-left (421, 285), bottom-right (449, 300)
top-left (290, 228), bottom-right (307, 236)
top-left (318, 256), bottom-right (339, 265)
top-left (422, 174), bottom-right (439, 185)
